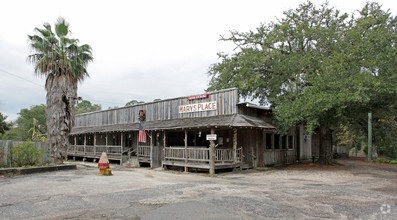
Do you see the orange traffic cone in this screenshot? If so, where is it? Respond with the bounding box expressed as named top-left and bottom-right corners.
top-left (97, 152), bottom-right (112, 175)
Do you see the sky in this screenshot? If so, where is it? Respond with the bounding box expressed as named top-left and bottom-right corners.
top-left (1, 0), bottom-right (397, 122)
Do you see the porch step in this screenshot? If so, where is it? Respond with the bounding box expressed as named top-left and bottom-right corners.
top-left (122, 156), bottom-right (140, 167)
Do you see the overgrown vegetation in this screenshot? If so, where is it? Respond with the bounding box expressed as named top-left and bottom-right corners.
top-left (207, 1), bottom-right (397, 163)
top-left (10, 141), bottom-right (44, 167)
top-left (372, 158), bottom-right (397, 164)
top-left (0, 112), bottom-right (10, 135)
top-left (1, 105), bottom-right (46, 141)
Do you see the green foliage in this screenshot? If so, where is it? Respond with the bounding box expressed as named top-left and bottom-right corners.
top-left (1, 105), bottom-right (46, 141)
top-left (75, 100), bottom-right (101, 115)
top-left (0, 112), bottom-right (10, 134)
top-left (1, 125), bottom-right (21, 141)
top-left (27, 17), bottom-right (93, 82)
top-left (372, 158), bottom-right (397, 164)
top-left (29, 118), bottom-right (47, 142)
top-left (373, 158), bottom-right (384, 163)
top-left (153, 99), bottom-right (161, 102)
top-left (334, 124), bottom-right (362, 150)
top-left (208, 1), bottom-right (397, 140)
top-left (125, 100), bottom-right (145, 106)
top-left (10, 141), bottom-right (44, 167)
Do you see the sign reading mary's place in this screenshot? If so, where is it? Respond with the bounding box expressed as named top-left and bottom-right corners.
top-left (179, 101), bottom-right (217, 113)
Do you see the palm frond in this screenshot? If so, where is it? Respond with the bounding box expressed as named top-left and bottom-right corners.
top-left (27, 18), bottom-right (93, 84)
top-left (55, 17), bottom-right (69, 38)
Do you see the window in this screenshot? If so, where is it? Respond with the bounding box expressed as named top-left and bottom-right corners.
top-left (274, 134), bottom-right (280, 149)
top-left (265, 133), bottom-right (272, 149)
top-left (282, 136), bottom-right (287, 149)
top-left (288, 136), bottom-right (293, 149)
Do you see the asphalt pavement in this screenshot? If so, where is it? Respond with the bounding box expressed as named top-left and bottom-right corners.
top-left (0, 159), bottom-right (396, 219)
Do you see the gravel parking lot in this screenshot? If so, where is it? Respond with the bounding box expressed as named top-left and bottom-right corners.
top-left (0, 159), bottom-right (396, 219)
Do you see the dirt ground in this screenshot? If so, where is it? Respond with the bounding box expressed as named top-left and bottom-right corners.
top-left (0, 158), bottom-right (396, 219)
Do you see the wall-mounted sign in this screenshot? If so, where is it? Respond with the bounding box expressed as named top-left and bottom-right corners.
top-left (206, 134), bottom-right (217, 141)
top-left (179, 101), bottom-right (217, 114)
top-left (187, 94), bottom-right (209, 101)
top-left (139, 110), bottom-right (146, 121)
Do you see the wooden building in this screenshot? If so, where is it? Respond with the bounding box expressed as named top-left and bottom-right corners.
top-left (69, 88), bottom-right (304, 173)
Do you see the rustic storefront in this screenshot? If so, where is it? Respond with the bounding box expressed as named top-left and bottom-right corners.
top-left (69, 88), bottom-right (302, 173)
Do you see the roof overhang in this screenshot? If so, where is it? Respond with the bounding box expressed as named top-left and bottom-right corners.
top-left (70, 114), bottom-right (275, 135)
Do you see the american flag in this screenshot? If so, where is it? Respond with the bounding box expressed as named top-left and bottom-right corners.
top-left (138, 123), bottom-right (146, 143)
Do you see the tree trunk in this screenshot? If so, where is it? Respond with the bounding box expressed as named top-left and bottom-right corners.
top-left (46, 74), bottom-right (77, 165)
top-left (317, 126), bottom-right (333, 165)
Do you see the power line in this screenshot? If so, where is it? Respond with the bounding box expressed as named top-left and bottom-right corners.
top-left (88, 99), bottom-right (124, 106)
top-left (0, 68), bottom-right (125, 106)
top-left (0, 68), bottom-right (44, 88)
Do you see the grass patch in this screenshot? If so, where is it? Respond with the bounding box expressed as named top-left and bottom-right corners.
top-left (372, 158), bottom-right (397, 164)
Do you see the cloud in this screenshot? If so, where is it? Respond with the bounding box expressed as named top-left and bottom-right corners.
top-left (1, 0), bottom-right (396, 121)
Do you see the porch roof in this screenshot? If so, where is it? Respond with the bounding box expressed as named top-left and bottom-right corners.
top-left (70, 114), bottom-right (275, 135)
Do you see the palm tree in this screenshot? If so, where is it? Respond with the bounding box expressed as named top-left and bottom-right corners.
top-left (27, 17), bottom-right (93, 164)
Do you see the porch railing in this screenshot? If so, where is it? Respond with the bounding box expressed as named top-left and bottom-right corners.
top-left (164, 147), bottom-right (242, 164)
top-left (137, 145), bottom-right (151, 157)
top-left (67, 145), bottom-right (122, 160)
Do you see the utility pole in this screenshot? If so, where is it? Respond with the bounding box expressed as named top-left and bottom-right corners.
top-left (368, 112), bottom-right (372, 162)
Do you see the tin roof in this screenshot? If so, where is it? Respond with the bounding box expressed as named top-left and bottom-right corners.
top-left (70, 114), bottom-right (275, 134)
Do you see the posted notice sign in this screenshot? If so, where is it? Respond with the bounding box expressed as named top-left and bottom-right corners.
top-left (206, 134), bottom-right (217, 141)
top-left (179, 101), bottom-right (217, 114)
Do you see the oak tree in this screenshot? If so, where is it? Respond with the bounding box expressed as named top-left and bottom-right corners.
top-left (208, 2), bottom-right (397, 164)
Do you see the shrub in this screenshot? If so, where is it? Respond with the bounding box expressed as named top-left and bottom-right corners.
top-left (373, 158), bottom-right (384, 163)
top-left (0, 149), bottom-right (5, 168)
top-left (11, 141), bottom-right (43, 167)
top-left (387, 160), bottom-right (397, 164)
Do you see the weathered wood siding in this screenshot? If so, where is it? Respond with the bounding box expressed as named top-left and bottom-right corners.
top-left (237, 128), bottom-right (262, 168)
top-left (262, 129), bottom-right (297, 166)
top-left (74, 88), bottom-right (238, 127)
top-left (237, 105), bottom-right (258, 117)
top-left (299, 124), bottom-right (312, 160)
top-left (311, 132), bottom-right (320, 159)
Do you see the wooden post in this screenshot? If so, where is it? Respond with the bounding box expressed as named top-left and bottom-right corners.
top-left (209, 128), bottom-right (215, 176)
top-left (120, 132), bottom-right (124, 165)
top-left (137, 131), bottom-right (139, 160)
top-left (74, 136), bottom-right (77, 154)
top-left (163, 130), bottom-right (166, 170)
top-left (105, 133), bottom-right (108, 146)
top-left (93, 134), bottom-right (97, 158)
top-left (184, 130), bottom-right (188, 172)
top-left (84, 134), bottom-right (87, 156)
top-left (150, 130), bottom-right (153, 168)
top-left (105, 133), bottom-right (108, 155)
top-left (150, 131), bottom-right (153, 146)
top-left (233, 128), bottom-right (237, 163)
top-left (121, 133), bottom-right (124, 148)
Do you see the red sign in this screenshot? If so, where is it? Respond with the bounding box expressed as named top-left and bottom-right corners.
top-left (187, 94), bottom-right (209, 101)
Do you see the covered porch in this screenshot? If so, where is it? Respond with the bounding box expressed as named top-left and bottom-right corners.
top-left (69, 114), bottom-right (276, 173)
top-left (162, 146), bottom-right (243, 169)
top-left (136, 145), bottom-right (243, 170)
